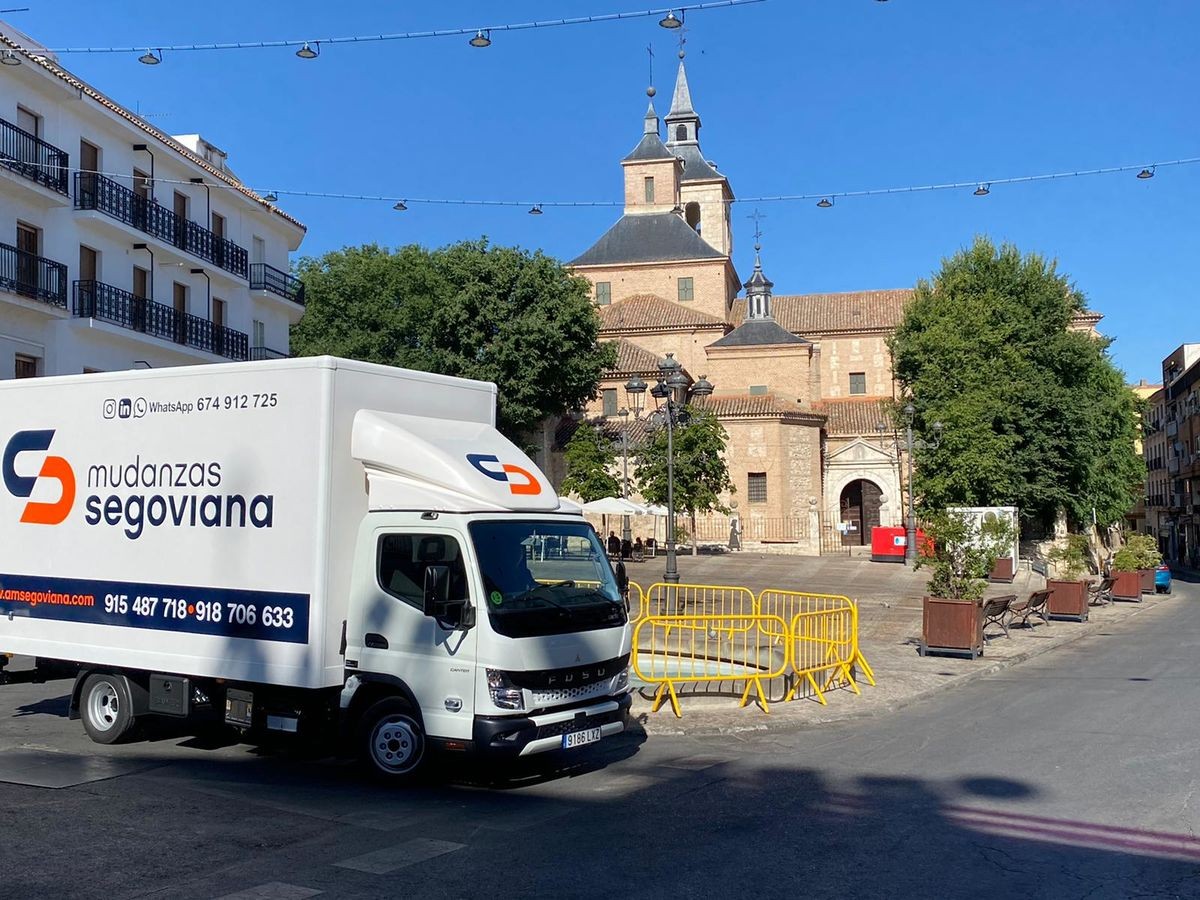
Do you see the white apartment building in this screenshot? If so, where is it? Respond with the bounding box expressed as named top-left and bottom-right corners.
top-left (0, 23), bottom-right (306, 379)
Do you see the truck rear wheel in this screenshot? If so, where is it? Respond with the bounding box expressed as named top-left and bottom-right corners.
top-left (358, 698), bottom-right (426, 782)
top-left (80, 673), bottom-right (137, 744)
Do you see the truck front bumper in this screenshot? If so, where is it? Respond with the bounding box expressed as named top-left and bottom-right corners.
top-left (473, 692), bottom-right (632, 757)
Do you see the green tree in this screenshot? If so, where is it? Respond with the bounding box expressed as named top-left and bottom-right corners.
top-left (890, 237), bottom-right (1145, 531)
top-left (291, 240), bottom-right (616, 440)
top-left (560, 423), bottom-right (620, 502)
top-left (634, 408), bottom-right (734, 554)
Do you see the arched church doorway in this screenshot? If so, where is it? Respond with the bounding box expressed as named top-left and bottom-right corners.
top-left (840, 479), bottom-right (883, 546)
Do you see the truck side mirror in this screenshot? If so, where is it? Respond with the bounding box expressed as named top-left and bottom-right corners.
top-left (422, 565), bottom-right (450, 617)
top-left (615, 560), bottom-right (629, 595)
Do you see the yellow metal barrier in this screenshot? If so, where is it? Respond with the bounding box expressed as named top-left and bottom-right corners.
top-left (758, 590), bottom-right (875, 705)
top-left (642, 582), bottom-right (759, 640)
top-left (632, 613), bottom-right (789, 718)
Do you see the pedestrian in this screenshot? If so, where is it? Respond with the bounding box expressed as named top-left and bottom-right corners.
top-left (607, 531), bottom-right (620, 557)
top-left (728, 513), bottom-right (742, 551)
top-left (633, 536), bottom-right (644, 561)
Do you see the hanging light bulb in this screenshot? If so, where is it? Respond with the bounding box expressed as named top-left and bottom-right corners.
top-left (528, 204), bottom-right (544, 215)
top-left (1137, 166), bottom-right (1155, 179)
top-left (1, 49), bottom-right (21, 66)
top-left (659, 10), bottom-right (682, 28)
top-left (393, 201), bottom-right (407, 211)
top-left (296, 42), bottom-right (319, 59)
top-left (262, 191), bottom-right (279, 202)
top-left (816, 197), bottom-right (833, 208)
top-left (973, 183), bottom-right (990, 196)
top-left (138, 48), bottom-right (162, 65)
top-left (469, 30), bottom-right (492, 48)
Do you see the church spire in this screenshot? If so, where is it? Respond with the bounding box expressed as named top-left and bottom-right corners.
top-left (664, 59), bottom-right (701, 144)
top-left (745, 212), bottom-right (774, 320)
top-left (643, 100), bottom-right (659, 136)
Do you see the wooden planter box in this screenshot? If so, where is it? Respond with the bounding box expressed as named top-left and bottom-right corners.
top-left (920, 596), bottom-right (984, 659)
top-left (1046, 579), bottom-right (1089, 622)
top-left (1111, 570), bottom-right (1142, 601)
top-left (988, 557), bottom-right (1015, 583)
top-left (1139, 569), bottom-right (1155, 594)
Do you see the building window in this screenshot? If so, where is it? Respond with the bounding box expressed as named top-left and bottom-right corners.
top-left (133, 266), bottom-right (149, 299)
top-left (14, 355), bottom-right (38, 379)
top-left (602, 388), bottom-right (618, 417)
top-left (595, 282), bottom-right (611, 305)
top-left (748, 385), bottom-right (768, 395)
top-left (16, 106), bottom-right (40, 138)
top-left (675, 124), bottom-right (687, 142)
top-left (849, 372), bottom-right (867, 395)
top-left (677, 277), bottom-right (694, 301)
top-left (644, 176), bottom-right (655, 203)
top-left (212, 298), bottom-right (226, 328)
top-left (252, 319), bottom-right (266, 348)
top-left (747, 472), bottom-right (767, 504)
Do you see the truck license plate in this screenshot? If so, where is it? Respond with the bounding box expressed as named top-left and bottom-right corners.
top-left (562, 726), bottom-right (602, 749)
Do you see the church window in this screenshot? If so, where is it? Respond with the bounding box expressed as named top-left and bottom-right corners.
top-left (677, 277), bottom-right (694, 301)
top-left (602, 389), bottom-right (618, 417)
top-left (849, 372), bottom-right (867, 395)
top-left (749, 385), bottom-right (768, 395)
top-left (675, 124), bottom-right (687, 142)
top-left (747, 473), bottom-right (767, 504)
top-left (644, 177), bottom-right (655, 203)
top-left (595, 282), bottom-right (611, 305)
top-left (685, 202), bottom-right (701, 234)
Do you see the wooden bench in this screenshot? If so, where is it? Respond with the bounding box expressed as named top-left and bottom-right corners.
top-left (981, 595), bottom-right (1018, 641)
top-left (1009, 589), bottom-right (1052, 630)
top-left (1088, 576), bottom-right (1116, 606)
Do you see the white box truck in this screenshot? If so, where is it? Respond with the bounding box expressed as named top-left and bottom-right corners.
top-left (0, 357), bottom-right (632, 780)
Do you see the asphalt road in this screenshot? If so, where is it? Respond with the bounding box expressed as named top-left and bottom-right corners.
top-left (1, 577), bottom-right (1198, 899)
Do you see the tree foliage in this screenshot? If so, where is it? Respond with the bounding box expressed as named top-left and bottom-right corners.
top-left (634, 408), bottom-right (734, 552)
top-left (560, 423), bottom-right (620, 502)
top-left (290, 240), bottom-right (617, 440)
top-left (889, 237), bottom-right (1145, 531)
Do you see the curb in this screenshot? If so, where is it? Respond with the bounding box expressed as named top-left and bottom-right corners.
top-left (629, 597), bottom-right (1169, 738)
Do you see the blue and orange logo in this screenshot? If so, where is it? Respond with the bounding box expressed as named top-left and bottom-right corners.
top-left (466, 453), bottom-right (541, 496)
top-left (3, 430), bottom-right (76, 525)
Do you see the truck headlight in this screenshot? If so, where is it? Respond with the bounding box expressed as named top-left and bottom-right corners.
top-left (486, 668), bottom-right (524, 711)
top-left (613, 668), bottom-right (629, 692)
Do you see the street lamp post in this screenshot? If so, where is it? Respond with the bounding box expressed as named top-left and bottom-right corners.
top-left (645, 353), bottom-right (713, 584)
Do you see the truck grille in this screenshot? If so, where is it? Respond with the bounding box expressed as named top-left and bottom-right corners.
top-left (530, 679), bottom-right (612, 707)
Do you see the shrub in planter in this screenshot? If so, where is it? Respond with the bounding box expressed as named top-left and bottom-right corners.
top-left (1045, 534), bottom-right (1091, 621)
top-left (918, 510), bottom-right (1015, 658)
top-left (1112, 534), bottom-right (1162, 600)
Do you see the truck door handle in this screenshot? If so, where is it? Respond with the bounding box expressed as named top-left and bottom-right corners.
top-left (364, 633), bottom-right (389, 650)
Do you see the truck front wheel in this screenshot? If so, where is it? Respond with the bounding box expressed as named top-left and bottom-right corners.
top-left (358, 698), bottom-right (426, 782)
top-left (80, 673), bottom-right (136, 744)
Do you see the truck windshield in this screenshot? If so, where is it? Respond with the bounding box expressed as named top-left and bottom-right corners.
top-left (469, 520), bottom-right (627, 639)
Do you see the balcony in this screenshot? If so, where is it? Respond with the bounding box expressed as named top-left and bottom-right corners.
top-left (0, 241), bottom-right (67, 308)
top-left (0, 117), bottom-right (69, 195)
top-left (74, 173), bottom-right (248, 279)
top-left (250, 346), bottom-right (289, 361)
top-left (73, 280), bottom-right (248, 361)
top-left (250, 263), bottom-right (305, 305)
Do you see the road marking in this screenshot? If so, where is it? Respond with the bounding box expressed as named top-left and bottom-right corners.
top-left (334, 838), bottom-right (465, 874)
top-left (214, 882), bottom-right (322, 900)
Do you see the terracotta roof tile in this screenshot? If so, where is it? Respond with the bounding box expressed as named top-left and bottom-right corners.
top-left (693, 394), bottom-right (825, 424)
top-left (0, 32), bottom-right (306, 233)
top-left (813, 398), bottom-right (895, 436)
top-left (605, 338), bottom-right (662, 376)
top-left (731, 290), bottom-right (912, 335)
top-left (599, 294), bottom-right (726, 333)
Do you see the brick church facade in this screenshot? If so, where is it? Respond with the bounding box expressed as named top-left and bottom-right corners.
top-left (545, 60), bottom-right (1101, 553)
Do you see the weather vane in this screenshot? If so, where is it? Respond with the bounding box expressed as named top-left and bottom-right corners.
top-left (677, 22), bottom-right (688, 59)
top-left (748, 209), bottom-right (766, 251)
top-left (646, 43), bottom-right (655, 96)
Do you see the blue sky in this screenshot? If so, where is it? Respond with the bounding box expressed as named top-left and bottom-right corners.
top-left (13, 1), bottom-right (1197, 383)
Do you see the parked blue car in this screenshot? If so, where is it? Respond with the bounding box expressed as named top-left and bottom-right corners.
top-left (1155, 564), bottom-right (1172, 594)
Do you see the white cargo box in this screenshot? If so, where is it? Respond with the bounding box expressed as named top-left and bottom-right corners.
top-left (0, 356), bottom-right (555, 689)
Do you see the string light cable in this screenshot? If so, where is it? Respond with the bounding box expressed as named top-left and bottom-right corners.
top-left (10, 1), bottom-right (764, 59)
top-left (24, 155), bottom-right (1199, 212)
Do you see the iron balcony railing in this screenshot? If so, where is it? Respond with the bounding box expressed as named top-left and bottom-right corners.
top-left (0, 241), bottom-right (67, 307)
top-left (73, 172), bottom-right (249, 279)
top-left (0, 116), bottom-right (69, 195)
top-left (250, 346), bottom-right (289, 361)
top-left (73, 280), bottom-right (248, 361)
top-left (249, 263), bottom-right (305, 305)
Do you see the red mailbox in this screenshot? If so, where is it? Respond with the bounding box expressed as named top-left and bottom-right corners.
top-left (872, 526), bottom-right (931, 562)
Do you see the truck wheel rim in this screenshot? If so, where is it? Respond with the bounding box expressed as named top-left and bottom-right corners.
top-left (370, 716), bottom-right (420, 773)
top-left (88, 682), bottom-right (120, 731)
